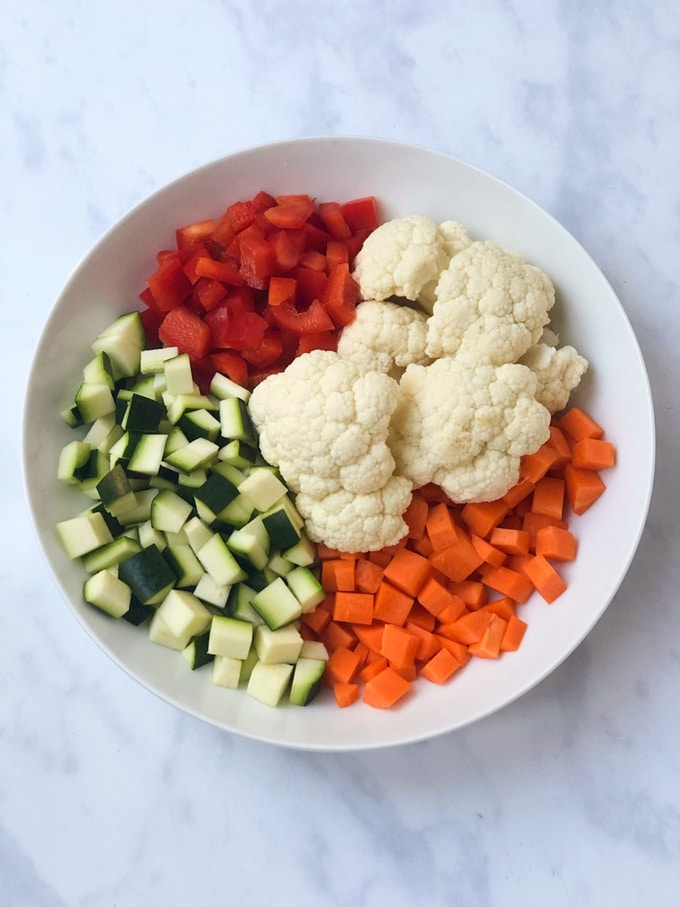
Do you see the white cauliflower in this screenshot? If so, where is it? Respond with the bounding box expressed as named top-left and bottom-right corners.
top-left (248, 350), bottom-right (412, 552)
top-left (352, 215), bottom-right (449, 302)
top-left (336, 299), bottom-right (431, 374)
top-left (390, 353), bottom-right (551, 503)
top-left (426, 241), bottom-right (555, 364)
top-left (419, 220), bottom-right (473, 313)
top-left (296, 484), bottom-right (413, 555)
top-left (520, 342), bottom-right (588, 414)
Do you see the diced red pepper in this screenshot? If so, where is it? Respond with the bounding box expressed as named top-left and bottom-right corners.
top-left (241, 328), bottom-right (284, 368)
top-left (296, 331), bottom-right (339, 356)
top-left (346, 228), bottom-right (372, 262)
top-left (323, 262), bottom-right (360, 326)
top-left (264, 194), bottom-right (316, 229)
top-left (251, 190), bottom-right (277, 212)
top-left (225, 200), bottom-right (256, 234)
top-left (139, 306), bottom-right (164, 348)
top-left (318, 202), bottom-right (352, 240)
top-left (268, 276), bottom-right (297, 307)
top-left (210, 350), bottom-right (250, 388)
top-left (175, 219), bottom-right (216, 249)
top-left (192, 278), bottom-right (227, 312)
top-left (224, 286), bottom-right (256, 314)
top-left (192, 256), bottom-right (245, 286)
top-left (340, 196), bottom-right (380, 234)
top-left (294, 266), bottom-right (329, 307)
top-left (326, 240), bottom-right (349, 270)
top-left (189, 356), bottom-right (216, 394)
top-left (147, 255), bottom-right (193, 311)
top-left (181, 246), bottom-right (211, 284)
top-left (158, 305), bottom-right (211, 358)
top-left (269, 230), bottom-right (302, 272)
top-left (303, 221), bottom-right (331, 252)
top-left (268, 298), bottom-right (334, 335)
top-left (212, 310), bottom-right (268, 351)
top-left (139, 286), bottom-right (155, 308)
top-left (238, 228), bottom-right (277, 288)
top-left (299, 249), bottom-right (327, 272)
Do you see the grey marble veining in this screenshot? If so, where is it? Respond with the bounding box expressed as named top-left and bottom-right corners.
top-left (3, 1), bottom-right (680, 904)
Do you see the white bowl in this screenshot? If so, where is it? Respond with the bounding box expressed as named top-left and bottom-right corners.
top-left (23, 137), bottom-right (655, 750)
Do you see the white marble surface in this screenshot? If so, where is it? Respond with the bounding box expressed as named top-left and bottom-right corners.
top-left (4, 1), bottom-right (680, 903)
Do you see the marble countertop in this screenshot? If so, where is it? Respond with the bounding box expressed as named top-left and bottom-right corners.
top-left (4, 1), bottom-right (679, 904)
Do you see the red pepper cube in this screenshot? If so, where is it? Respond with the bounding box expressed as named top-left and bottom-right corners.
top-left (146, 255), bottom-right (193, 311)
top-left (158, 305), bottom-right (211, 359)
top-left (322, 263), bottom-right (360, 326)
top-left (268, 276), bottom-right (297, 307)
top-left (340, 196), bottom-right (380, 233)
top-left (318, 201), bottom-right (352, 240)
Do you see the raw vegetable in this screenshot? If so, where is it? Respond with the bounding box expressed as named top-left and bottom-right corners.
top-left (138, 190), bottom-right (380, 389)
top-left (56, 315), bottom-right (330, 708)
top-left (299, 412), bottom-right (615, 708)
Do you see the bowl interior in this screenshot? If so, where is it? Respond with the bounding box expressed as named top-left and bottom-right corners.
top-left (23, 137), bottom-right (655, 750)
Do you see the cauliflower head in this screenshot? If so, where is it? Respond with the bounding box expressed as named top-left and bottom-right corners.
top-left (419, 220), bottom-right (473, 314)
top-left (336, 299), bottom-right (431, 374)
top-left (390, 353), bottom-right (551, 503)
top-left (248, 350), bottom-right (412, 552)
top-left (352, 215), bottom-right (449, 303)
top-left (426, 241), bottom-right (555, 364)
top-left (520, 342), bottom-right (588, 414)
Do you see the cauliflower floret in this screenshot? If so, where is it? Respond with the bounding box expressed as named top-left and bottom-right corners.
top-left (248, 350), bottom-right (411, 551)
top-left (352, 215), bottom-right (449, 302)
top-left (390, 353), bottom-right (551, 503)
top-left (336, 299), bottom-right (431, 374)
top-left (426, 241), bottom-right (555, 364)
top-left (520, 343), bottom-right (589, 414)
top-left (419, 220), bottom-right (473, 314)
top-left (296, 480), bottom-right (413, 553)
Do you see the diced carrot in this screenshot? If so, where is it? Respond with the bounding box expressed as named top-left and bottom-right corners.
top-left (321, 558), bottom-right (355, 592)
top-left (320, 620), bottom-right (357, 653)
top-left (532, 476), bottom-right (565, 521)
top-left (471, 533), bottom-right (507, 566)
top-left (326, 646), bottom-right (362, 684)
top-left (481, 565), bottom-right (533, 604)
top-left (436, 596), bottom-right (467, 624)
top-left (571, 438), bottom-right (617, 470)
top-left (403, 493), bottom-right (429, 540)
top-left (363, 667), bottom-right (412, 709)
top-left (499, 514), bottom-right (524, 530)
top-left (380, 624), bottom-right (420, 668)
top-left (368, 549), bottom-right (392, 568)
top-left (420, 648), bottom-right (462, 684)
top-left (352, 623), bottom-right (384, 653)
top-left (405, 622), bottom-right (443, 661)
top-left (499, 615), bottom-right (528, 652)
top-left (418, 483), bottom-right (449, 504)
top-left (299, 623), bottom-right (318, 641)
top-left (436, 636), bottom-right (472, 667)
top-left (390, 662), bottom-right (418, 682)
top-left (359, 655), bottom-right (389, 682)
top-left (522, 511), bottom-right (568, 548)
top-left (557, 407), bottom-right (604, 442)
top-left (468, 614), bottom-right (507, 659)
top-left (460, 500), bottom-right (509, 538)
top-left (354, 557), bottom-right (384, 594)
top-left (428, 528), bottom-right (483, 583)
top-left (564, 463), bottom-right (606, 515)
top-left (382, 547), bottom-right (432, 597)
top-left (317, 542), bottom-right (352, 560)
top-left (416, 575), bottom-right (457, 616)
top-left (488, 527), bottom-right (531, 556)
top-left (481, 596), bottom-right (516, 621)
top-left (332, 682), bottom-right (359, 708)
top-left (411, 533), bottom-right (435, 557)
top-left (439, 610), bottom-right (493, 645)
top-left (318, 592), bottom-right (336, 613)
top-left (373, 581), bottom-right (414, 626)
top-left (352, 642), bottom-right (370, 668)
top-left (503, 477), bottom-right (536, 508)
top-left (522, 555), bottom-right (567, 603)
top-left (425, 502), bottom-right (459, 549)
top-left (301, 607), bottom-right (331, 635)
top-left (547, 425), bottom-right (572, 466)
top-left (520, 444), bottom-right (559, 484)
top-left (406, 603), bottom-right (436, 632)
top-left (333, 591), bottom-right (374, 625)
top-left (535, 525), bottom-right (577, 562)
top-left (447, 579), bottom-right (488, 610)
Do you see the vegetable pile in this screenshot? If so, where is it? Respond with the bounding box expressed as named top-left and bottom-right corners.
top-left (55, 188), bottom-right (616, 713)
